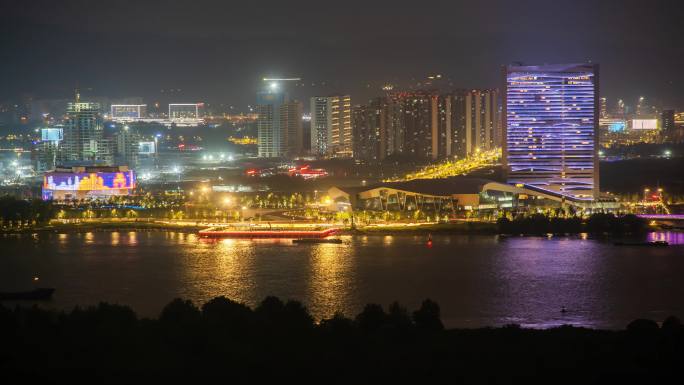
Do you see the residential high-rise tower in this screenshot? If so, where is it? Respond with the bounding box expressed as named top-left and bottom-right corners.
top-left (310, 95), bottom-right (352, 157)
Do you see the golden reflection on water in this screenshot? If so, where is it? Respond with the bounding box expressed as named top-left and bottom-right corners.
top-left (58, 233), bottom-right (68, 245)
top-left (111, 232), bottom-right (120, 246)
top-left (306, 237), bottom-right (355, 319)
top-left (128, 232), bottom-right (137, 245)
top-left (84, 232), bottom-right (94, 244)
top-left (176, 238), bottom-right (259, 307)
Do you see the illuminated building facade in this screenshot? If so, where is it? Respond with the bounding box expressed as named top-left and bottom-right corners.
top-left (351, 90), bottom-right (501, 162)
top-left (35, 127), bottom-right (64, 171)
top-left (257, 90), bottom-right (302, 158)
top-left (62, 98), bottom-right (104, 162)
top-left (111, 104), bottom-right (147, 121)
top-left (281, 100), bottom-right (303, 156)
top-left (504, 63), bottom-right (599, 200)
top-left (169, 103), bottom-right (204, 120)
top-left (114, 125), bottom-right (141, 167)
top-left (310, 95), bottom-right (352, 157)
top-left (256, 91), bottom-right (285, 157)
top-left (352, 99), bottom-right (384, 161)
top-left (600, 97), bottom-right (608, 118)
top-left (661, 109), bottom-right (676, 143)
top-left (42, 165), bottom-right (136, 200)
top-left (448, 89), bottom-right (500, 158)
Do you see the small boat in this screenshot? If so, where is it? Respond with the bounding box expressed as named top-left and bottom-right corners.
top-left (292, 238), bottom-right (343, 244)
top-left (613, 240), bottom-right (669, 247)
top-left (0, 288), bottom-right (55, 301)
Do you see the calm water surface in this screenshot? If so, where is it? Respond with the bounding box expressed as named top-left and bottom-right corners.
top-left (1, 231), bottom-right (683, 329)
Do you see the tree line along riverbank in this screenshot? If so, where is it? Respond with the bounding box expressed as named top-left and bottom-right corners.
top-left (1, 296), bottom-right (683, 384)
top-left (0, 195), bottom-right (658, 236)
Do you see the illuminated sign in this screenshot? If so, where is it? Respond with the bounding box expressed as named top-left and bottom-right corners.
top-left (138, 141), bottom-right (156, 154)
top-left (608, 121), bottom-right (626, 132)
top-left (631, 119), bottom-right (658, 130)
top-left (41, 128), bottom-right (63, 142)
top-left (43, 171), bottom-right (136, 191)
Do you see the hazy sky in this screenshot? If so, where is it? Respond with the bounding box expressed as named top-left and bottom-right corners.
top-left (2, 0), bottom-right (683, 109)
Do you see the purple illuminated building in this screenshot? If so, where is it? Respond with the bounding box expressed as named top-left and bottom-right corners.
top-left (503, 63), bottom-right (599, 200)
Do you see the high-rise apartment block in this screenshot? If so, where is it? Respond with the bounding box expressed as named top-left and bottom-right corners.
top-left (256, 90), bottom-right (303, 158)
top-left (310, 95), bottom-right (352, 157)
top-left (503, 63), bottom-right (599, 200)
top-left (352, 90), bottom-right (500, 161)
top-left (281, 100), bottom-right (304, 156)
top-left (661, 109), bottom-right (675, 142)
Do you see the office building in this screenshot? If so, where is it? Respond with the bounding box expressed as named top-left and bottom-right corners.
top-left (62, 95), bottom-right (104, 163)
top-left (35, 127), bottom-right (64, 171)
top-left (111, 104), bottom-right (147, 121)
top-left (114, 125), bottom-right (141, 167)
top-left (503, 63), bottom-right (599, 200)
top-left (169, 103), bottom-right (204, 120)
top-left (310, 95), bottom-right (353, 157)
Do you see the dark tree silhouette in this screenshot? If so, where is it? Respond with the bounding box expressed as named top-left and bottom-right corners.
top-left (355, 303), bottom-right (387, 332)
top-left (413, 299), bottom-right (444, 332)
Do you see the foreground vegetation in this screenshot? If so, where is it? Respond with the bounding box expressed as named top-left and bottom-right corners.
top-left (1, 297), bottom-right (683, 383)
top-left (497, 213), bottom-right (648, 235)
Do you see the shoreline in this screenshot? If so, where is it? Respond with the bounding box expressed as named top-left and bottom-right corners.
top-left (0, 221), bottom-right (206, 234)
top-left (1, 220), bottom-right (678, 237)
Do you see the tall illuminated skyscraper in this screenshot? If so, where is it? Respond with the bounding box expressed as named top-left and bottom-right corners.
top-left (281, 100), bottom-right (303, 157)
top-left (257, 84), bottom-right (303, 158)
top-left (503, 63), bottom-right (599, 200)
top-left (310, 95), bottom-right (352, 157)
top-left (257, 89), bottom-right (285, 158)
top-left (63, 92), bottom-right (104, 162)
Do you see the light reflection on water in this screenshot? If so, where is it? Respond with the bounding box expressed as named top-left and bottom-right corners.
top-left (306, 238), bottom-right (356, 318)
top-left (0, 231), bottom-right (683, 329)
top-left (648, 231), bottom-right (684, 245)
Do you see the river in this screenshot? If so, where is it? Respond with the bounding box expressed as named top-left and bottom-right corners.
top-left (1, 231), bottom-right (683, 329)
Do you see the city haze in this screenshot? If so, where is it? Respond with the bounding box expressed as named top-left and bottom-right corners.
top-left (2, 0), bottom-right (683, 108)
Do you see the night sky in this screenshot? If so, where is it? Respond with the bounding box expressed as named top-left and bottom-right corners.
top-left (2, 0), bottom-right (683, 109)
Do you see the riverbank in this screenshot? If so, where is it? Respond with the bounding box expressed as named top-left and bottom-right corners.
top-left (342, 221), bottom-right (498, 235)
top-left (0, 213), bottom-right (676, 236)
top-left (0, 220), bottom-right (206, 234)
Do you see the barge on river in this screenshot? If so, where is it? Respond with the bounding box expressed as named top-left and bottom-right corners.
top-left (199, 225), bottom-right (340, 239)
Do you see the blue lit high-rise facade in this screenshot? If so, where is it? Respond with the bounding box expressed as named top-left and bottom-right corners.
top-left (504, 64), bottom-right (599, 200)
